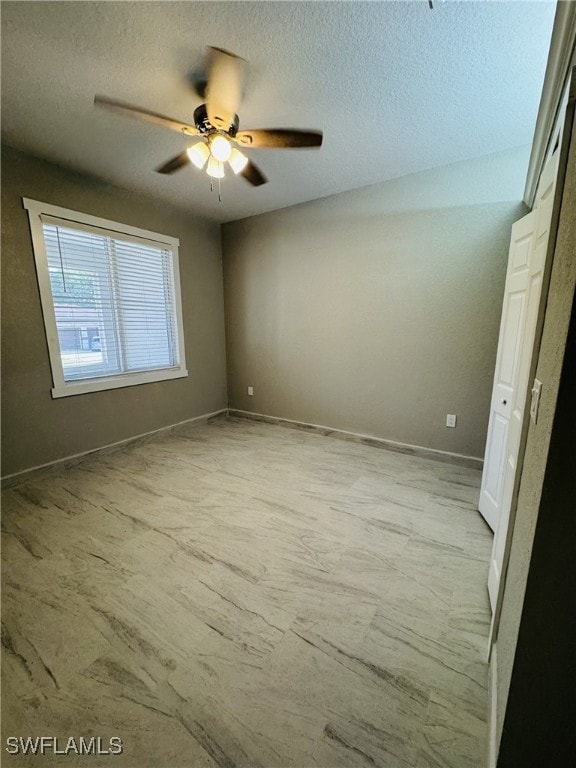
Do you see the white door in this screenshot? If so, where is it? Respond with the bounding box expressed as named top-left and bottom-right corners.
top-left (478, 211), bottom-right (537, 532)
top-left (487, 153), bottom-right (558, 609)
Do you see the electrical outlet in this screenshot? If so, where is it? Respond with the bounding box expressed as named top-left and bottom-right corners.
top-left (446, 414), bottom-right (457, 428)
top-left (247, 386), bottom-right (254, 396)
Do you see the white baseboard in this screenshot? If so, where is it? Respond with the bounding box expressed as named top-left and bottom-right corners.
top-left (3, 405), bottom-right (483, 488)
top-left (1, 408), bottom-right (227, 488)
top-left (229, 408), bottom-right (483, 470)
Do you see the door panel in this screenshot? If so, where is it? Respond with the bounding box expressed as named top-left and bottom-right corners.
top-left (511, 232), bottom-right (532, 272)
top-left (499, 291), bottom-right (526, 388)
top-left (482, 413), bottom-right (509, 510)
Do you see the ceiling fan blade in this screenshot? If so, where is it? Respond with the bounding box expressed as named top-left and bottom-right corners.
top-left (155, 152), bottom-right (190, 174)
top-left (240, 160), bottom-right (268, 186)
top-left (235, 129), bottom-right (323, 149)
top-left (205, 47), bottom-right (246, 131)
top-left (94, 96), bottom-right (199, 137)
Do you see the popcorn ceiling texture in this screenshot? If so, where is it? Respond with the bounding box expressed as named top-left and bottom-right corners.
top-left (1, 0), bottom-right (554, 223)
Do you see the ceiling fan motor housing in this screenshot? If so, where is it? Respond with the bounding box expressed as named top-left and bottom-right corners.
top-left (94, 46), bottom-right (322, 188)
top-left (193, 104), bottom-right (239, 137)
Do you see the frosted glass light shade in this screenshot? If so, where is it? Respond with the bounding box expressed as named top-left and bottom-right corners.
top-left (206, 156), bottom-right (225, 178)
top-left (186, 143), bottom-right (210, 169)
top-left (210, 135), bottom-right (232, 162)
top-left (228, 148), bottom-right (249, 174)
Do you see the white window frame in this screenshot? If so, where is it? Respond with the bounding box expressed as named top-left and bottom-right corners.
top-left (24, 198), bottom-right (188, 398)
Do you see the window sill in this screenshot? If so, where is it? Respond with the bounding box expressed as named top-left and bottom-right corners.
top-left (51, 367), bottom-right (188, 398)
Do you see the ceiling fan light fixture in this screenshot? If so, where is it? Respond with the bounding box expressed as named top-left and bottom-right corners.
top-left (228, 148), bottom-right (249, 174)
top-left (187, 142), bottom-right (210, 169)
top-left (206, 156), bottom-right (225, 178)
top-left (209, 134), bottom-right (232, 162)
top-left (94, 47), bottom-right (323, 190)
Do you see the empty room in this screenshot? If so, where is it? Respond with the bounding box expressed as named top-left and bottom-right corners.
top-left (2, 2), bottom-right (575, 767)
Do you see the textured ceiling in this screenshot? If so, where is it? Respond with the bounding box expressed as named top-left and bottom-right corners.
top-left (1, 1), bottom-right (556, 223)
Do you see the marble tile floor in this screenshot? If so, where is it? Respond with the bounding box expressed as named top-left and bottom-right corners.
top-left (2, 416), bottom-right (493, 767)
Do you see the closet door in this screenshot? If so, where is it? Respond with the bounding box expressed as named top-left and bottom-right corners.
top-left (486, 152), bottom-right (558, 610)
top-left (478, 211), bottom-right (537, 533)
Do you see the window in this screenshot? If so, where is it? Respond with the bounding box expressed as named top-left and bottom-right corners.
top-left (24, 199), bottom-right (187, 398)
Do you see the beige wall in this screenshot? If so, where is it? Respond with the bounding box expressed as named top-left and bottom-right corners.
top-left (1, 145), bottom-right (227, 477)
top-left (222, 147), bottom-right (529, 458)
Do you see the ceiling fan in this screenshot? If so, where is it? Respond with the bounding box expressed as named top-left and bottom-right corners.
top-left (94, 46), bottom-right (323, 187)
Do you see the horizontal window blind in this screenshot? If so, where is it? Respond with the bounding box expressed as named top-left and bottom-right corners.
top-left (41, 216), bottom-right (180, 383)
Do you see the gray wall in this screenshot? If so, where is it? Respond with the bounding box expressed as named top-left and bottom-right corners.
top-left (495, 104), bottom-right (576, 762)
top-left (222, 147), bottom-right (529, 458)
top-left (1, 145), bottom-right (227, 477)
